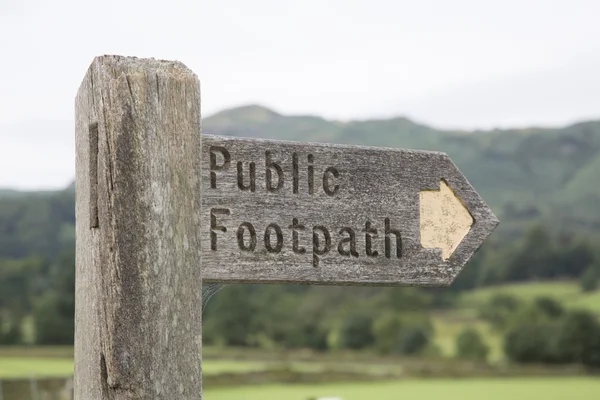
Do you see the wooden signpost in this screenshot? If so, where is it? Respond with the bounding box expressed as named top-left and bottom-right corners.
top-left (74, 55), bottom-right (498, 399)
top-left (202, 135), bottom-right (497, 286)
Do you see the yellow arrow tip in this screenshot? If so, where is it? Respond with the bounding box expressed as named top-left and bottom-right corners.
top-left (420, 180), bottom-right (474, 260)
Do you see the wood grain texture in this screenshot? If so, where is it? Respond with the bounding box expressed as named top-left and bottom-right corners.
top-left (75, 56), bottom-right (202, 399)
top-left (202, 135), bottom-right (498, 286)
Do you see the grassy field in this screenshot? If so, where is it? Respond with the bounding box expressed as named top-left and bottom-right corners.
top-left (429, 281), bottom-right (600, 361)
top-left (1, 281), bottom-right (598, 380)
top-left (0, 354), bottom-right (397, 379)
top-left (204, 378), bottom-right (600, 400)
top-left (459, 281), bottom-right (600, 313)
top-left (0, 357), bottom-right (275, 379)
top-left (0, 357), bottom-right (73, 378)
top-left (0, 355), bottom-right (408, 380)
top-left (430, 315), bottom-right (503, 361)
top-left (0, 345), bottom-right (585, 382)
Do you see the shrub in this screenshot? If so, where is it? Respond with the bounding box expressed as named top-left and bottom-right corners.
top-left (372, 312), bottom-right (433, 355)
top-left (399, 327), bottom-right (430, 355)
top-left (533, 296), bottom-right (564, 319)
top-left (503, 308), bottom-right (600, 367)
top-left (580, 266), bottom-right (599, 293)
top-left (301, 322), bottom-right (329, 351)
top-left (478, 293), bottom-right (522, 331)
top-left (338, 312), bottom-right (375, 350)
top-left (372, 313), bottom-right (404, 354)
top-left (0, 318), bottom-right (22, 345)
top-left (555, 310), bottom-right (600, 367)
top-left (33, 292), bottom-right (74, 345)
top-left (456, 328), bottom-right (489, 362)
top-left (504, 320), bottom-right (557, 363)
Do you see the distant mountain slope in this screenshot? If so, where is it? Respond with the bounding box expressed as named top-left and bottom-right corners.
top-left (0, 106), bottom-right (598, 260)
top-left (0, 189), bottom-right (21, 198)
top-left (0, 184), bottom-right (75, 259)
top-left (203, 105), bottom-right (600, 234)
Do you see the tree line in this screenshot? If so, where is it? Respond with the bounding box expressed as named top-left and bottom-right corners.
top-left (451, 225), bottom-right (600, 291)
top-left (0, 249), bottom-right (74, 345)
top-left (1, 223), bottom-right (600, 369)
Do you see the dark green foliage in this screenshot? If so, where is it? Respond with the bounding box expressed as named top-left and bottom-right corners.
top-left (534, 297), bottom-right (565, 319)
top-left (32, 249), bottom-right (75, 345)
top-left (478, 293), bottom-right (522, 331)
top-left (580, 266), bottom-right (599, 292)
top-left (398, 327), bottom-right (430, 355)
top-left (503, 226), bottom-right (555, 281)
top-left (372, 313), bottom-right (404, 354)
top-left (0, 249), bottom-right (74, 345)
top-left (0, 320), bottom-right (22, 345)
top-left (291, 290), bottom-right (331, 351)
top-left (33, 292), bottom-right (74, 345)
top-left (248, 286), bottom-right (315, 349)
top-left (456, 328), bottom-right (489, 362)
top-left (372, 312), bottom-right (433, 356)
top-left (450, 246), bottom-right (488, 291)
top-left (469, 224), bottom-right (599, 288)
top-left (491, 226), bottom-right (593, 283)
top-left (0, 186), bottom-right (74, 259)
top-left (383, 287), bottom-right (433, 311)
top-left (502, 300), bottom-right (558, 363)
top-left (338, 312), bottom-right (375, 350)
top-left (202, 285), bottom-right (259, 347)
top-left (0, 255), bottom-right (51, 344)
top-left (503, 301), bottom-right (600, 367)
top-left (504, 318), bottom-right (560, 364)
top-left (553, 239), bottom-right (595, 278)
top-left (298, 322), bottom-right (329, 351)
top-left (554, 310), bottom-right (600, 367)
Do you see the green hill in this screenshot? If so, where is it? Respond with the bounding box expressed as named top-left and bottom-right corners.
top-left (0, 185), bottom-right (75, 259)
top-left (1, 106), bottom-right (599, 260)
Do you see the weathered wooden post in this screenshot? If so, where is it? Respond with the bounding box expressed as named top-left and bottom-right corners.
top-left (74, 56), bottom-right (202, 398)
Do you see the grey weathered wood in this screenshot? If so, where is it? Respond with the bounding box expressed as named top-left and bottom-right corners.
top-left (202, 135), bottom-right (498, 286)
top-left (75, 56), bottom-right (203, 399)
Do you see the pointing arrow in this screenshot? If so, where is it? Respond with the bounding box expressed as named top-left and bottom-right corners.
top-left (420, 180), bottom-right (474, 261)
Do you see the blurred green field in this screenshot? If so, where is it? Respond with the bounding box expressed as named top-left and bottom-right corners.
top-left (459, 281), bottom-right (600, 313)
top-left (430, 281), bottom-right (600, 361)
top-left (431, 316), bottom-right (503, 362)
top-left (2, 281), bottom-right (599, 379)
top-left (0, 356), bottom-right (273, 379)
top-left (0, 357), bottom-right (73, 378)
top-left (1, 353), bottom-right (596, 400)
top-left (204, 378), bottom-right (600, 400)
top-left (0, 355), bottom-right (407, 380)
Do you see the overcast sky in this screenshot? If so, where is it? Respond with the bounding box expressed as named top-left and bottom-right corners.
top-left (1, 0), bottom-right (599, 189)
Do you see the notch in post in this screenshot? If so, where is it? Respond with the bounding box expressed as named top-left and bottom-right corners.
top-left (89, 122), bottom-right (99, 229)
